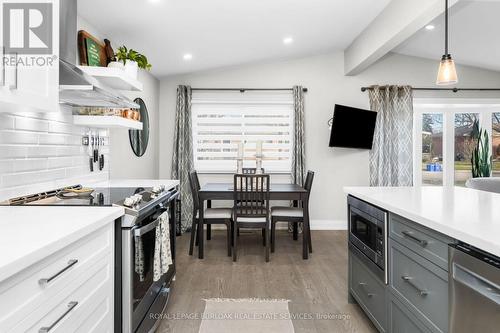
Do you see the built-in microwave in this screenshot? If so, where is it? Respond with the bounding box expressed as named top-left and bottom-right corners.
top-left (348, 195), bottom-right (388, 284)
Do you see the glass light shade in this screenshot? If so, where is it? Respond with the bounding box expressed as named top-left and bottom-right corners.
top-left (436, 55), bottom-right (458, 85)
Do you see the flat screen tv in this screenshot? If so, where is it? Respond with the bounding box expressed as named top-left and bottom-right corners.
top-left (329, 104), bottom-right (378, 149)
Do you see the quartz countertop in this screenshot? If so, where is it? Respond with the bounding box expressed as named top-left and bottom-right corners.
top-left (0, 206), bottom-right (124, 283)
top-left (344, 186), bottom-right (500, 257)
top-left (84, 179), bottom-right (179, 190)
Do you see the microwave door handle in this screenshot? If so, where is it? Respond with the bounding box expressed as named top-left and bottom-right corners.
top-left (134, 219), bottom-right (160, 237)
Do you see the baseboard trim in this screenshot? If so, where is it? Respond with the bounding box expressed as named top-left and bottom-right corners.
top-left (310, 219), bottom-right (347, 230)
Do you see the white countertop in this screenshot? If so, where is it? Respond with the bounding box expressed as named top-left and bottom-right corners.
top-left (344, 186), bottom-right (500, 257)
top-left (84, 179), bottom-right (179, 190)
top-left (0, 206), bottom-right (124, 283)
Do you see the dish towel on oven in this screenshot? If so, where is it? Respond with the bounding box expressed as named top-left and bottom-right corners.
top-left (153, 211), bottom-right (173, 281)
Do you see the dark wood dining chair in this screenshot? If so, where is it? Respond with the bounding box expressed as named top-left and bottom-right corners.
top-left (188, 171), bottom-right (232, 257)
top-left (270, 171), bottom-right (314, 256)
top-left (238, 167), bottom-right (265, 241)
top-left (232, 174), bottom-right (271, 262)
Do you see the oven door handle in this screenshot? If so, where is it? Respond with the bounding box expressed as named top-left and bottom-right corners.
top-left (134, 219), bottom-right (160, 237)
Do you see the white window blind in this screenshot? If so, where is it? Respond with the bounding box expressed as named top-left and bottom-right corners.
top-left (191, 91), bottom-right (294, 173)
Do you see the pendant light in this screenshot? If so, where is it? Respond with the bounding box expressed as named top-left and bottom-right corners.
top-left (436, 0), bottom-right (458, 85)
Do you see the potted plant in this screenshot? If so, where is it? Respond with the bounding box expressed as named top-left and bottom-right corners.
top-left (471, 119), bottom-right (492, 178)
top-left (109, 45), bottom-right (152, 79)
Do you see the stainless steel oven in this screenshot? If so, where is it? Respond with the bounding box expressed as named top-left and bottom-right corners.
top-left (348, 195), bottom-right (388, 284)
top-left (116, 187), bottom-right (179, 333)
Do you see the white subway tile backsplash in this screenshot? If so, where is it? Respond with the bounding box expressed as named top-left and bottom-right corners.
top-left (0, 107), bottom-right (110, 199)
top-left (0, 131), bottom-right (39, 144)
top-left (15, 117), bottom-right (49, 132)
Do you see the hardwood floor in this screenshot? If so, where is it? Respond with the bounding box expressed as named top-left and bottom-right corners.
top-left (157, 230), bottom-right (377, 333)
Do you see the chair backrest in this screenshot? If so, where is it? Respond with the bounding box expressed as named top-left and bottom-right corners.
top-left (242, 167), bottom-right (265, 174)
top-left (233, 174), bottom-right (270, 218)
top-left (188, 170), bottom-right (201, 210)
top-left (304, 170), bottom-right (315, 193)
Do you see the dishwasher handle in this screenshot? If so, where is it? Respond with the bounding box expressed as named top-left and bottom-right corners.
top-left (452, 262), bottom-right (500, 306)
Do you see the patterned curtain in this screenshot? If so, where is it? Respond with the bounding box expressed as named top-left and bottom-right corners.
top-left (368, 85), bottom-right (413, 186)
top-left (171, 85), bottom-right (194, 231)
top-left (291, 86), bottom-right (306, 186)
top-left (290, 86), bottom-right (306, 233)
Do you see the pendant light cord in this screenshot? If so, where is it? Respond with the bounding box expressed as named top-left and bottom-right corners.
top-left (445, 0), bottom-right (449, 56)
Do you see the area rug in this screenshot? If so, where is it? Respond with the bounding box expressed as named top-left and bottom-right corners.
top-left (199, 298), bottom-right (295, 333)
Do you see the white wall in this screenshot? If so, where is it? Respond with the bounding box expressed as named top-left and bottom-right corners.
top-left (158, 52), bottom-right (500, 227)
top-left (110, 70), bottom-right (160, 179)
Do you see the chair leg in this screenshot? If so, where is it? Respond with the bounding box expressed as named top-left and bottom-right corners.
top-left (262, 228), bottom-right (266, 246)
top-left (195, 223), bottom-right (199, 246)
top-left (189, 216), bottom-right (197, 256)
top-left (233, 222), bottom-right (238, 262)
top-left (307, 217), bottom-right (313, 253)
top-left (207, 224), bottom-right (211, 240)
top-left (265, 222), bottom-right (270, 262)
top-left (271, 218), bottom-right (276, 253)
top-left (226, 221), bottom-right (232, 257)
top-left (293, 222), bottom-right (298, 241)
top-left (237, 226), bottom-right (240, 237)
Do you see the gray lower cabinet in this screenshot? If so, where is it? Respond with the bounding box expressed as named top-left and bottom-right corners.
top-left (388, 294), bottom-right (432, 333)
top-left (390, 239), bottom-right (448, 333)
top-left (349, 247), bottom-right (387, 333)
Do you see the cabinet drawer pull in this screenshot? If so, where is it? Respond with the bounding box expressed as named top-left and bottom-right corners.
top-left (9, 52), bottom-right (18, 90)
top-left (402, 276), bottom-right (428, 296)
top-left (358, 282), bottom-right (375, 297)
top-left (1, 46), bottom-right (5, 86)
top-left (39, 301), bottom-right (78, 332)
top-left (401, 231), bottom-right (428, 247)
top-left (39, 259), bottom-right (78, 285)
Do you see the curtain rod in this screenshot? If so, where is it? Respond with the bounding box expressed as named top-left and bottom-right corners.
top-left (191, 87), bottom-right (308, 93)
top-left (360, 87), bottom-right (500, 92)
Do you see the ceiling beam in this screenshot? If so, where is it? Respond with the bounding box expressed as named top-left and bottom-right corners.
top-left (344, 0), bottom-right (459, 76)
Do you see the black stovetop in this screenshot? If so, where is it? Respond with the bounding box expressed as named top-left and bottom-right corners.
top-left (0, 186), bottom-right (149, 207)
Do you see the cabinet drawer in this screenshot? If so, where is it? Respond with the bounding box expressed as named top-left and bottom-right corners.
top-left (0, 224), bottom-right (113, 332)
top-left (14, 253), bottom-right (113, 332)
top-left (350, 248), bottom-right (387, 332)
top-left (390, 239), bottom-right (448, 333)
top-left (389, 294), bottom-right (432, 333)
top-left (390, 214), bottom-right (453, 271)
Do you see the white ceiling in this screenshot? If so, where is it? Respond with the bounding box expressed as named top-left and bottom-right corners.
top-left (394, 0), bottom-right (500, 73)
top-left (78, 0), bottom-right (390, 77)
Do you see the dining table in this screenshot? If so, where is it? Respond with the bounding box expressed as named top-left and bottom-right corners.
top-left (197, 182), bottom-right (310, 260)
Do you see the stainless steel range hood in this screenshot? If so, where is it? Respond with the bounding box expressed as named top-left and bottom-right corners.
top-left (59, 0), bottom-right (138, 109)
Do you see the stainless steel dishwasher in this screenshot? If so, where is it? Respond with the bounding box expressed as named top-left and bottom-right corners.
top-left (449, 243), bottom-right (500, 333)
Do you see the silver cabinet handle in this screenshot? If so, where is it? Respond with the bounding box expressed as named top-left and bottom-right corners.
top-left (402, 276), bottom-right (428, 296)
top-left (358, 282), bottom-right (375, 298)
top-left (39, 259), bottom-right (78, 285)
top-left (1, 46), bottom-right (5, 86)
top-left (39, 301), bottom-right (78, 333)
top-left (401, 231), bottom-right (428, 247)
top-left (9, 52), bottom-right (17, 90)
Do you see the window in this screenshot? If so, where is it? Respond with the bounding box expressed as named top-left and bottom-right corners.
top-left (414, 100), bottom-right (500, 186)
top-left (191, 91), bottom-right (294, 173)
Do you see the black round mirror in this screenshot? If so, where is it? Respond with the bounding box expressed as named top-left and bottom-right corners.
top-left (129, 98), bottom-right (149, 157)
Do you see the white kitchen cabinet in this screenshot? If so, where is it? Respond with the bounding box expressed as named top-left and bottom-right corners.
top-left (0, 222), bottom-right (114, 333)
top-left (0, 0), bottom-right (59, 113)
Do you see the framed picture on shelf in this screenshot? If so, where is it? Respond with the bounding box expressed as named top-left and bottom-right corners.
top-left (78, 30), bottom-right (107, 66)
